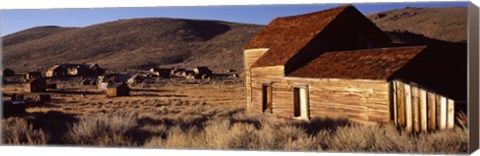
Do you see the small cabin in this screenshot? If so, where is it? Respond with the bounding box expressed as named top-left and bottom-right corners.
top-left (60, 63), bottom-right (104, 76)
top-left (46, 65), bottom-right (67, 78)
top-left (25, 78), bottom-right (47, 92)
top-left (25, 72), bottom-right (43, 81)
top-left (87, 63), bottom-right (105, 75)
top-left (193, 66), bottom-right (213, 76)
top-left (171, 68), bottom-right (186, 77)
top-left (98, 82), bottom-right (110, 91)
top-left (2, 68), bottom-right (15, 77)
top-left (106, 83), bottom-right (130, 97)
top-left (127, 74), bottom-right (144, 84)
top-left (151, 68), bottom-right (173, 78)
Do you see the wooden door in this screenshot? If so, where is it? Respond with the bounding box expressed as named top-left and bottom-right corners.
top-left (294, 86), bottom-right (309, 119)
top-left (262, 84), bottom-right (272, 113)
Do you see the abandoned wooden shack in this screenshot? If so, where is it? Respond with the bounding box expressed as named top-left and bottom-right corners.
top-left (60, 63), bottom-right (104, 76)
top-left (193, 66), bottom-right (213, 76)
top-left (2, 68), bottom-right (15, 77)
top-left (151, 68), bottom-right (173, 78)
top-left (25, 78), bottom-right (47, 92)
top-left (46, 65), bottom-right (67, 78)
top-left (243, 5), bottom-right (466, 132)
top-left (87, 63), bottom-right (105, 75)
top-left (106, 83), bottom-right (130, 97)
top-left (127, 74), bottom-right (144, 84)
top-left (171, 68), bottom-right (186, 77)
top-left (98, 81), bottom-right (111, 91)
top-left (25, 72), bottom-right (42, 81)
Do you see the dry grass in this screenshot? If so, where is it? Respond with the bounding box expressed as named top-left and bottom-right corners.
top-left (1, 81), bottom-right (469, 153)
top-left (141, 105), bottom-right (468, 154)
top-left (2, 117), bottom-right (47, 145)
top-left (65, 112), bottom-right (139, 146)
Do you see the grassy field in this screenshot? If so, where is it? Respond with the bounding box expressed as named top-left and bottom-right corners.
top-left (1, 77), bottom-right (469, 154)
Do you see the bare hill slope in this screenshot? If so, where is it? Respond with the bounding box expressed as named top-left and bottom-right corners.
top-left (366, 6), bottom-right (467, 43)
top-left (2, 18), bottom-right (262, 72)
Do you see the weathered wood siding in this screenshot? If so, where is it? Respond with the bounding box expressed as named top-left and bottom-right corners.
top-left (244, 49), bottom-right (269, 113)
top-left (391, 80), bottom-right (455, 132)
top-left (250, 66), bottom-right (390, 125)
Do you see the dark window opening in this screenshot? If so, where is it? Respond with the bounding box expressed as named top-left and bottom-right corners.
top-left (262, 83), bottom-right (273, 113)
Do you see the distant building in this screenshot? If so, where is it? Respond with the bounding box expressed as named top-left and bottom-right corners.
top-left (127, 74), bottom-right (144, 84)
top-left (46, 65), bottom-right (67, 78)
top-left (60, 63), bottom-right (105, 76)
top-left (2, 68), bottom-right (15, 77)
top-left (151, 68), bottom-right (173, 78)
top-left (25, 71), bottom-right (42, 81)
top-left (171, 68), bottom-right (186, 77)
top-left (25, 78), bottom-right (47, 92)
top-left (193, 66), bottom-right (212, 76)
top-left (106, 83), bottom-right (130, 97)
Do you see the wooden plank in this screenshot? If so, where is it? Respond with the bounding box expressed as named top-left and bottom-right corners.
top-left (419, 88), bottom-right (427, 132)
top-left (404, 83), bottom-right (413, 132)
top-left (427, 92), bottom-right (437, 131)
top-left (392, 81), bottom-right (398, 126)
top-left (438, 96), bottom-right (447, 130)
top-left (436, 95), bottom-right (442, 129)
top-left (411, 86), bottom-right (420, 133)
top-left (396, 81), bottom-right (405, 127)
top-left (447, 99), bottom-right (455, 129)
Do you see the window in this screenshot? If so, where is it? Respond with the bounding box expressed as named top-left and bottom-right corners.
top-left (293, 85), bottom-right (309, 119)
top-left (262, 83), bottom-right (273, 113)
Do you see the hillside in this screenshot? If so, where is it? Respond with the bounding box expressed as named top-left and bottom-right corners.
top-left (366, 6), bottom-right (467, 43)
top-left (2, 26), bottom-right (77, 47)
top-left (1, 7), bottom-right (467, 73)
top-left (2, 18), bottom-right (263, 72)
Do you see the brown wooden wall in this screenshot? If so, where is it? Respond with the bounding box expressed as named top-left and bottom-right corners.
top-left (250, 66), bottom-right (390, 125)
top-left (244, 49), bottom-right (269, 113)
top-left (392, 80), bottom-right (455, 132)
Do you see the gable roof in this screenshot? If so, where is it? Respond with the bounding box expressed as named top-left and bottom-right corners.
top-left (286, 46), bottom-right (427, 80)
top-left (47, 65), bottom-right (64, 71)
top-left (246, 5), bottom-right (392, 69)
top-left (247, 5), bottom-right (352, 68)
top-left (244, 5), bottom-right (349, 50)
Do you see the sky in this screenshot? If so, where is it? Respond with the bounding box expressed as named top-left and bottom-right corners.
top-left (0, 1), bottom-right (468, 36)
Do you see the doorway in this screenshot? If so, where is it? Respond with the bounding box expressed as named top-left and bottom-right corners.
top-left (293, 85), bottom-right (309, 119)
top-left (262, 83), bottom-right (272, 113)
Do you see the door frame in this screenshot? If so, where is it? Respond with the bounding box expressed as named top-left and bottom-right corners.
top-left (293, 84), bottom-right (310, 120)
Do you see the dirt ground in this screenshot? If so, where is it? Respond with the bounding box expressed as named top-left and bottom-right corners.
top-left (2, 77), bottom-right (244, 116)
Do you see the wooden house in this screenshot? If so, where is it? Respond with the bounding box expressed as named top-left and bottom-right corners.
top-left (60, 63), bottom-right (104, 76)
top-left (150, 68), bottom-right (173, 78)
top-left (127, 74), bottom-right (144, 84)
top-left (46, 65), bottom-right (67, 78)
top-left (25, 78), bottom-right (47, 92)
top-left (243, 5), bottom-right (466, 132)
top-left (25, 71), bottom-right (42, 81)
top-left (98, 81), bottom-right (111, 91)
top-left (171, 68), bottom-right (186, 77)
top-left (86, 63), bottom-right (105, 75)
top-left (193, 66), bottom-right (213, 76)
top-left (106, 83), bottom-right (130, 97)
top-left (2, 68), bottom-right (15, 77)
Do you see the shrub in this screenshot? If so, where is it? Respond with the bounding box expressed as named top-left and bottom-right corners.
top-left (2, 118), bottom-right (47, 145)
top-left (65, 112), bottom-right (139, 146)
